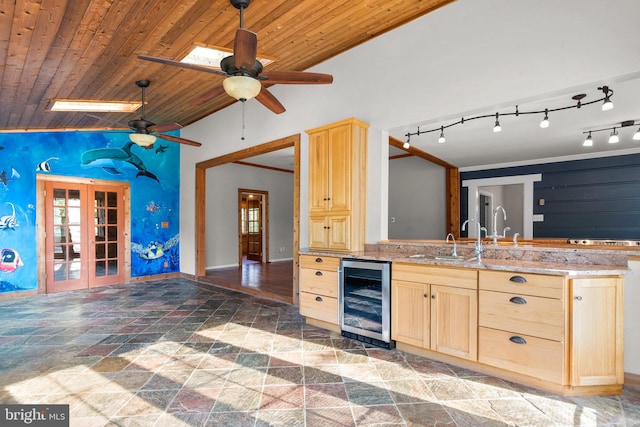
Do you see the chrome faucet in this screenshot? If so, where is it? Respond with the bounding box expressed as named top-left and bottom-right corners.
top-left (462, 218), bottom-right (483, 262)
top-left (513, 232), bottom-right (520, 247)
top-left (491, 205), bottom-right (508, 245)
top-left (445, 233), bottom-right (457, 257)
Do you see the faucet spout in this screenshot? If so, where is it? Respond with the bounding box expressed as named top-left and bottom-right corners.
top-left (492, 205), bottom-right (507, 245)
top-left (462, 219), bottom-right (483, 262)
top-left (445, 233), bottom-right (457, 257)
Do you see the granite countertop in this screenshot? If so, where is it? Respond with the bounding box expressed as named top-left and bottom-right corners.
top-left (300, 240), bottom-right (631, 276)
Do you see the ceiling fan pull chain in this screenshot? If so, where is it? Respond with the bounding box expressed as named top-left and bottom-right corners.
top-left (241, 100), bottom-right (246, 141)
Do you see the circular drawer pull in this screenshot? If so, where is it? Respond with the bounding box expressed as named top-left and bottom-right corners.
top-left (315, 271), bottom-right (323, 276)
top-left (315, 257), bottom-right (323, 263)
top-left (509, 296), bottom-right (527, 305)
top-left (315, 296), bottom-right (323, 302)
top-left (509, 336), bottom-right (527, 345)
top-left (509, 275), bottom-right (527, 283)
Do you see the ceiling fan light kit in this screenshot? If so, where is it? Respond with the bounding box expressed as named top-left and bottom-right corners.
top-left (223, 75), bottom-right (262, 101)
top-left (129, 132), bottom-right (157, 147)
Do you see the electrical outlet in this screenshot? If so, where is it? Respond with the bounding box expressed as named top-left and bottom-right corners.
top-left (163, 261), bottom-right (168, 268)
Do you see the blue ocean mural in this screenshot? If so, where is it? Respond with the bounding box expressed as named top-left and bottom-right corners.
top-left (0, 131), bottom-right (181, 294)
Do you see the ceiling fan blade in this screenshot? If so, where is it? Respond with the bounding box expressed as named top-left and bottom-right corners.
top-left (157, 133), bottom-right (202, 147)
top-left (86, 113), bottom-right (128, 128)
top-left (149, 122), bottom-right (182, 133)
top-left (261, 71), bottom-right (333, 84)
top-left (194, 85), bottom-right (227, 106)
top-left (234, 28), bottom-right (258, 70)
top-left (138, 55), bottom-right (227, 77)
top-left (255, 87), bottom-right (286, 114)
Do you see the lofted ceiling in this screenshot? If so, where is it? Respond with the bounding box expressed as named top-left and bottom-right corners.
top-left (0, 0), bottom-right (453, 133)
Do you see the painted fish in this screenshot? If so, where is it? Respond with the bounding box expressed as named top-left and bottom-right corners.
top-left (0, 202), bottom-right (17, 230)
top-left (81, 141), bottom-right (159, 182)
top-left (36, 157), bottom-right (59, 172)
top-left (0, 168), bottom-right (21, 187)
top-left (0, 248), bottom-right (23, 273)
top-left (155, 145), bottom-right (169, 154)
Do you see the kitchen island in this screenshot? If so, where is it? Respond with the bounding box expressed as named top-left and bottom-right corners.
top-left (299, 240), bottom-right (631, 396)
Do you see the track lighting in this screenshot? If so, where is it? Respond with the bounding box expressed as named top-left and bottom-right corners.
top-left (493, 113), bottom-right (502, 133)
top-left (540, 109), bottom-right (549, 128)
top-left (404, 86), bottom-right (614, 145)
top-left (583, 119), bottom-right (638, 146)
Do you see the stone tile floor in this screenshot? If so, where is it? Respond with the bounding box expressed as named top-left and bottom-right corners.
top-left (0, 277), bottom-right (638, 426)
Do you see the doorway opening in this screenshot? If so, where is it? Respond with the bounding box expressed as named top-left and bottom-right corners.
top-left (238, 189), bottom-right (268, 265)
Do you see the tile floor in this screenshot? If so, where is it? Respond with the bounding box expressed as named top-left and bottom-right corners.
top-left (0, 278), bottom-right (639, 426)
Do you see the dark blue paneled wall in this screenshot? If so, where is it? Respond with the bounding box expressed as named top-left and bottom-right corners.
top-left (460, 154), bottom-right (640, 239)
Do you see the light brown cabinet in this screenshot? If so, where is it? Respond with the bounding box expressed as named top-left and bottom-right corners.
top-left (299, 255), bottom-right (340, 328)
top-left (392, 263), bottom-right (478, 361)
top-left (478, 270), bottom-right (624, 394)
top-left (306, 118), bottom-right (367, 252)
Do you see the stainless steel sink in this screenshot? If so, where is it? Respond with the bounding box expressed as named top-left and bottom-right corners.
top-left (407, 254), bottom-right (474, 262)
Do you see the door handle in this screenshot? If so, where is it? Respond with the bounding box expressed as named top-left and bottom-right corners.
top-left (315, 271), bottom-right (323, 276)
top-left (509, 275), bottom-right (527, 283)
top-left (509, 296), bottom-right (527, 304)
top-left (509, 336), bottom-right (527, 344)
top-left (315, 296), bottom-right (323, 302)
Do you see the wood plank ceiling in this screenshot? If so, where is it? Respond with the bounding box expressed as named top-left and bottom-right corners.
top-left (0, 0), bottom-right (453, 134)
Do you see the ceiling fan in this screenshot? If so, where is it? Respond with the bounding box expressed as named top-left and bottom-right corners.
top-left (124, 80), bottom-right (202, 148)
top-left (137, 0), bottom-right (334, 114)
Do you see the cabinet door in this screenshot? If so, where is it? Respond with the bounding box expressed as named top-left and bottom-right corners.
top-left (327, 215), bottom-right (350, 251)
top-left (308, 216), bottom-right (329, 249)
top-left (571, 277), bottom-right (624, 386)
top-left (308, 131), bottom-right (329, 214)
top-left (391, 280), bottom-right (429, 347)
top-left (327, 124), bottom-right (352, 213)
top-left (431, 285), bottom-right (478, 361)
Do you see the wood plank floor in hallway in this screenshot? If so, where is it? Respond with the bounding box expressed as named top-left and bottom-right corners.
top-left (203, 259), bottom-right (294, 304)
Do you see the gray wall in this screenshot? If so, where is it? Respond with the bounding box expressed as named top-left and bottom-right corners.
top-left (388, 156), bottom-right (446, 239)
top-left (205, 163), bottom-right (294, 268)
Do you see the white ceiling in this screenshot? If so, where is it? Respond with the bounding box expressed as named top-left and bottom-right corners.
top-left (236, 0), bottom-right (640, 170)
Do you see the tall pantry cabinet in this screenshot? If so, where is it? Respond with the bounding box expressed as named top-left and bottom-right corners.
top-left (306, 118), bottom-right (368, 252)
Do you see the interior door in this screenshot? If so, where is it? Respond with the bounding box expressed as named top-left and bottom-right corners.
top-left (45, 181), bottom-right (125, 292)
top-left (247, 196), bottom-right (262, 262)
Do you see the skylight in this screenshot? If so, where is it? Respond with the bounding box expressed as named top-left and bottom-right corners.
top-left (51, 99), bottom-right (141, 113)
top-left (181, 45), bottom-right (274, 67)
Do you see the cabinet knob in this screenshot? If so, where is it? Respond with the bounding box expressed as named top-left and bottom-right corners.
top-left (509, 336), bottom-right (527, 345)
top-left (315, 258), bottom-right (323, 263)
top-left (575, 295), bottom-right (583, 301)
top-left (509, 275), bottom-right (527, 283)
top-left (509, 296), bottom-right (527, 305)
top-left (315, 296), bottom-right (323, 302)
top-left (431, 294), bottom-right (436, 299)
top-left (423, 293), bottom-right (428, 298)
top-left (315, 271), bottom-right (323, 276)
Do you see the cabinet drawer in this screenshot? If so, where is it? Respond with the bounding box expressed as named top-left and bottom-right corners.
top-left (479, 290), bottom-right (565, 341)
top-left (300, 292), bottom-right (338, 325)
top-left (479, 270), bottom-right (564, 299)
top-left (300, 254), bottom-right (340, 271)
top-left (393, 262), bottom-right (477, 290)
top-left (479, 327), bottom-right (565, 384)
top-left (299, 268), bottom-right (338, 297)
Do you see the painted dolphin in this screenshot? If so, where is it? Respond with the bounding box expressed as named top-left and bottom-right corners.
top-left (81, 141), bottom-right (159, 182)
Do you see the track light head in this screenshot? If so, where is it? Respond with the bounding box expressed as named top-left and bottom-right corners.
top-left (438, 126), bottom-right (445, 143)
top-left (540, 109), bottom-right (549, 128)
top-left (600, 86), bottom-right (614, 111)
top-left (583, 132), bottom-right (593, 147)
top-left (493, 113), bottom-right (502, 133)
top-left (608, 128), bottom-right (619, 143)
